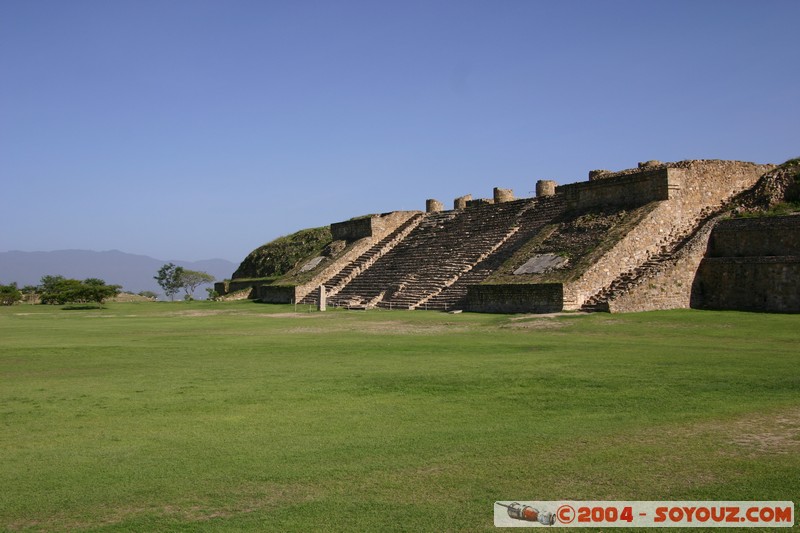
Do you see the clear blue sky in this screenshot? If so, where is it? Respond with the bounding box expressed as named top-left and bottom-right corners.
top-left (2, 0), bottom-right (798, 263)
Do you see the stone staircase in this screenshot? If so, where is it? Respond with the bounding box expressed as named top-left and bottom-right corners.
top-left (580, 205), bottom-right (723, 312)
top-left (328, 200), bottom-right (537, 309)
top-left (411, 224), bottom-right (521, 311)
top-left (423, 195), bottom-right (567, 310)
top-left (299, 213), bottom-right (425, 306)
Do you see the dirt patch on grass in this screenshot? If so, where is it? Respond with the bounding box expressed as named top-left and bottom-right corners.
top-left (726, 406), bottom-right (800, 455)
top-left (501, 318), bottom-right (569, 330)
top-left (359, 320), bottom-right (469, 334)
top-left (247, 312), bottom-right (315, 318)
top-left (283, 320), bottom-right (469, 335)
top-left (168, 309), bottom-right (232, 317)
top-left (622, 406), bottom-right (800, 457)
top-left (165, 310), bottom-right (315, 318)
top-left (5, 481), bottom-right (320, 532)
top-left (508, 312), bottom-right (587, 320)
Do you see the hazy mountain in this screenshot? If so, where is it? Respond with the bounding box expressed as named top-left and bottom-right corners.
top-left (0, 250), bottom-right (237, 299)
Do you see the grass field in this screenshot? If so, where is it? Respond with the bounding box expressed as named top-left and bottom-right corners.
top-left (1, 302), bottom-right (798, 531)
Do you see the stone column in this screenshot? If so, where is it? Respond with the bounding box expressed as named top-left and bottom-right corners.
top-left (454, 194), bottom-right (472, 209)
top-left (493, 187), bottom-right (514, 203)
top-left (318, 285), bottom-right (326, 311)
top-left (535, 180), bottom-right (557, 197)
top-left (426, 199), bottom-right (444, 213)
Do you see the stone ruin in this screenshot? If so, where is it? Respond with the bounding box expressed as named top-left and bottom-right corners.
top-left (221, 159), bottom-right (799, 313)
top-left (426, 199), bottom-right (444, 213)
top-left (454, 194), bottom-right (472, 210)
top-left (493, 188), bottom-right (514, 203)
top-left (535, 180), bottom-right (557, 197)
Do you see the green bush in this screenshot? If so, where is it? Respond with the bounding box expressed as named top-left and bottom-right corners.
top-left (0, 283), bottom-right (22, 306)
top-left (38, 275), bottom-right (120, 305)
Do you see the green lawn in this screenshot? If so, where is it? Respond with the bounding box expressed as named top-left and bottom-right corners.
top-left (1, 302), bottom-right (798, 531)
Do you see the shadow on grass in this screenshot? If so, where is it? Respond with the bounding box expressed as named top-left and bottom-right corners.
top-left (61, 304), bottom-right (106, 310)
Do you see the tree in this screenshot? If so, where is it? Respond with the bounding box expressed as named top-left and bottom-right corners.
top-left (80, 278), bottom-right (121, 304)
top-left (39, 275), bottom-right (68, 305)
top-left (0, 283), bottom-right (22, 306)
top-left (37, 275), bottom-right (119, 305)
top-left (179, 269), bottom-right (215, 298)
top-left (155, 263), bottom-right (184, 301)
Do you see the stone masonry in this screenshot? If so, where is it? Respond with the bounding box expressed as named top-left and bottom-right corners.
top-left (236, 159), bottom-right (792, 313)
top-left (693, 216), bottom-right (800, 312)
top-left (562, 160), bottom-right (772, 310)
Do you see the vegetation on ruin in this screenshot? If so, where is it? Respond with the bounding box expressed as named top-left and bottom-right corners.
top-left (348, 213), bottom-right (375, 221)
top-left (735, 200), bottom-right (800, 218)
top-left (232, 226), bottom-right (332, 280)
top-left (1, 302), bottom-right (798, 531)
top-left (760, 156), bottom-right (800, 214)
top-left (783, 156), bottom-right (800, 174)
top-left (484, 203), bottom-right (658, 285)
top-left (224, 275), bottom-right (282, 283)
top-left (729, 157), bottom-right (800, 218)
top-left (273, 239), bottom-right (370, 287)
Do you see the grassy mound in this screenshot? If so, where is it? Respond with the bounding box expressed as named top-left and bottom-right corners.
top-left (232, 226), bottom-right (332, 280)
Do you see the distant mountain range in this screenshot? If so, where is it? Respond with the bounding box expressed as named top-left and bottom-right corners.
top-left (0, 250), bottom-right (237, 299)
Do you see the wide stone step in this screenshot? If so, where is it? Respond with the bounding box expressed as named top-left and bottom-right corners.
top-left (317, 198), bottom-right (567, 310)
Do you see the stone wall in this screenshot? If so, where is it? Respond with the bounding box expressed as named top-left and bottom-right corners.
top-left (607, 215), bottom-right (800, 313)
top-left (693, 215), bottom-right (800, 313)
top-left (605, 217), bottom-right (719, 313)
top-left (562, 160), bottom-right (771, 309)
top-left (706, 216), bottom-right (800, 257)
top-left (466, 198), bottom-right (494, 208)
top-left (465, 283), bottom-right (563, 313)
top-left (588, 170), bottom-right (611, 181)
top-left (331, 217), bottom-right (374, 241)
top-left (556, 167), bottom-right (677, 211)
top-left (562, 201), bottom-right (679, 309)
top-left (214, 279), bottom-right (264, 298)
top-left (559, 160), bottom-right (771, 214)
top-left (670, 160), bottom-right (774, 216)
top-left (694, 257), bottom-right (800, 312)
top-left (259, 284), bottom-right (298, 304)
top-left (213, 280), bottom-right (228, 295)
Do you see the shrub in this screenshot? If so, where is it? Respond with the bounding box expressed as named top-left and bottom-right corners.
top-left (38, 276), bottom-right (120, 305)
top-left (0, 283), bottom-right (22, 306)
